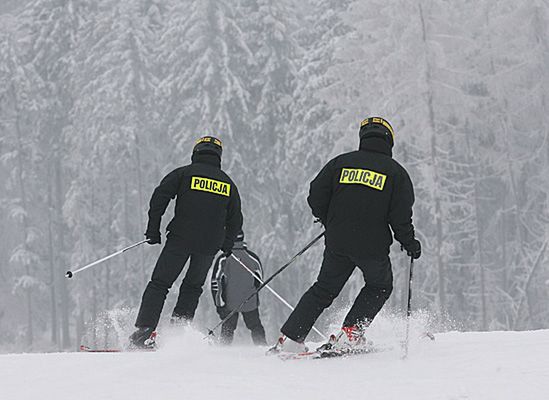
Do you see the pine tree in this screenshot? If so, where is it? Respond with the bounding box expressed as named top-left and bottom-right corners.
top-left (63, 0), bottom-right (160, 343)
top-left (18, 0), bottom-right (94, 349)
top-left (0, 16), bottom-right (47, 348)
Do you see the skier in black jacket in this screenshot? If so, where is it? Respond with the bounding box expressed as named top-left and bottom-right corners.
top-left (130, 136), bottom-right (243, 348)
top-left (272, 117), bottom-right (421, 353)
top-left (210, 231), bottom-right (267, 345)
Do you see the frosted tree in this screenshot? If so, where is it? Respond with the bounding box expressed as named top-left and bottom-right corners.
top-left (475, 0), bottom-right (549, 329)
top-left (272, 0), bottom-right (356, 332)
top-left (0, 16), bottom-right (47, 348)
top-left (17, 0), bottom-right (94, 349)
top-left (63, 0), bottom-right (161, 346)
top-left (232, 0), bottom-right (304, 329)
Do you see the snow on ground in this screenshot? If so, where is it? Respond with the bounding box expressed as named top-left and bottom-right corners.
top-left (1, 322), bottom-right (548, 400)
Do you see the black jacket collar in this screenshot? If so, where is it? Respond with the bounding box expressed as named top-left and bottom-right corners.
top-left (359, 137), bottom-right (393, 157)
top-left (191, 152), bottom-right (221, 168)
top-left (233, 241), bottom-right (246, 250)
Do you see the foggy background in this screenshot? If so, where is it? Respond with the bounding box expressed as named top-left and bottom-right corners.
top-left (1, 0), bottom-right (548, 353)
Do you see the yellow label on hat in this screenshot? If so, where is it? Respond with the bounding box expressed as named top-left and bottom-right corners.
top-left (340, 168), bottom-right (387, 191)
top-left (195, 137), bottom-right (223, 148)
top-left (191, 176), bottom-right (231, 197)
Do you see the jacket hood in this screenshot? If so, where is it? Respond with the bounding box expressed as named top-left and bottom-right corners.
top-left (191, 152), bottom-right (221, 168)
top-left (359, 136), bottom-right (392, 157)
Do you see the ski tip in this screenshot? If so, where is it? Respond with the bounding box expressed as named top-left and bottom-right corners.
top-left (65, 271), bottom-right (73, 278)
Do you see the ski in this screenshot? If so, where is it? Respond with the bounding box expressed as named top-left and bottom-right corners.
top-left (79, 345), bottom-right (156, 353)
top-left (276, 350), bottom-right (321, 361)
top-left (80, 345), bottom-right (123, 353)
top-left (277, 345), bottom-right (381, 361)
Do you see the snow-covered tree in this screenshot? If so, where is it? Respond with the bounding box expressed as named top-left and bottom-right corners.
top-left (0, 16), bottom-right (48, 348)
top-left (62, 0), bottom-right (162, 345)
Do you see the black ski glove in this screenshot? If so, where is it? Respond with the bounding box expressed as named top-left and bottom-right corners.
top-left (404, 239), bottom-right (421, 260)
top-left (145, 230), bottom-right (161, 245)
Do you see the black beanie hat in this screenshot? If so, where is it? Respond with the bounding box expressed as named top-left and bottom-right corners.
top-left (193, 136), bottom-right (223, 159)
top-left (359, 117), bottom-right (394, 147)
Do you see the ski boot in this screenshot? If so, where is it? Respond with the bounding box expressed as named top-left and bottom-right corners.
top-left (317, 325), bottom-right (369, 353)
top-left (170, 313), bottom-right (191, 327)
top-left (266, 334), bottom-right (308, 355)
top-left (316, 333), bottom-right (338, 352)
top-left (129, 327), bottom-right (157, 350)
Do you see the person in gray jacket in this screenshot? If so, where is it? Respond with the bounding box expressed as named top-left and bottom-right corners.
top-left (210, 231), bottom-right (267, 345)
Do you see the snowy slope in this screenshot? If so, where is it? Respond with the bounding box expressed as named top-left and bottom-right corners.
top-left (1, 327), bottom-right (548, 400)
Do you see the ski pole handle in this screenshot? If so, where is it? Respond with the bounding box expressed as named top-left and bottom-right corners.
top-left (65, 239), bottom-right (148, 278)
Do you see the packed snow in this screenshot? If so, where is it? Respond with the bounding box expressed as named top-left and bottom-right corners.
top-left (1, 317), bottom-right (548, 400)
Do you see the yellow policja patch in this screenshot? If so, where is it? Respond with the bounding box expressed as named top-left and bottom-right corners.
top-left (191, 177), bottom-right (231, 197)
top-left (340, 168), bottom-right (387, 191)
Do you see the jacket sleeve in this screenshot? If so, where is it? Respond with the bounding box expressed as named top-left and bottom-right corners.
top-left (388, 166), bottom-right (416, 247)
top-left (222, 182), bottom-right (243, 251)
top-left (210, 255), bottom-right (226, 308)
top-left (246, 249), bottom-right (263, 287)
top-left (307, 157), bottom-right (338, 224)
top-left (146, 168), bottom-right (183, 233)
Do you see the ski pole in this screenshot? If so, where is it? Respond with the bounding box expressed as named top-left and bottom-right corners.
top-left (206, 231), bottom-right (325, 338)
top-left (230, 254), bottom-right (328, 340)
top-left (402, 256), bottom-right (414, 359)
top-left (65, 239), bottom-right (148, 278)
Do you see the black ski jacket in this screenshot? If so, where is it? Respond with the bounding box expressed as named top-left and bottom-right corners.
top-left (307, 137), bottom-right (416, 259)
top-left (146, 153), bottom-right (243, 255)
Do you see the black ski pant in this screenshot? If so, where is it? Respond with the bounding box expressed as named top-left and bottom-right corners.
top-left (218, 307), bottom-right (267, 346)
top-left (281, 247), bottom-right (393, 342)
top-left (135, 236), bottom-right (214, 328)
